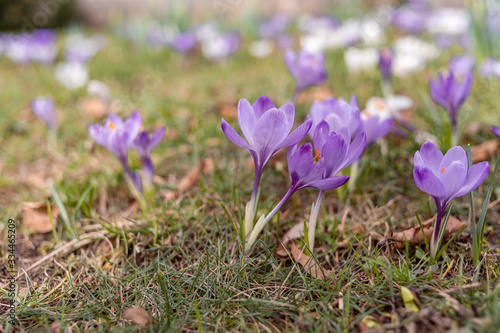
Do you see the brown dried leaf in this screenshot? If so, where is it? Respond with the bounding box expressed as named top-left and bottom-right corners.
top-left (217, 103), bottom-right (238, 119)
top-left (123, 307), bottom-right (151, 326)
top-left (21, 202), bottom-right (59, 233)
top-left (391, 215), bottom-right (465, 249)
top-left (471, 139), bottom-right (499, 163)
top-left (78, 98), bottom-right (110, 118)
top-left (276, 221), bottom-right (308, 257)
top-left (290, 242), bottom-right (332, 280)
top-left (296, 86), bottom-right (334, 104)
top-left (166, 158), bottom-right (215, 201)
top-left (49, 321), bottom-right (62, 333)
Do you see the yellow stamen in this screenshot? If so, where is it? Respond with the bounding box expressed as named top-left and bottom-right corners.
top-left (140, 124), bottom-right (144, 132)
top-left (313, 148), bottom-right (322, 163)
top-left (108, 122), bottom-right (116, 130)
top-left (441, 167), bottom-right (446, 173)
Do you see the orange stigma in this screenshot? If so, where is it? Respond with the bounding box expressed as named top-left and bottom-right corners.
top-left (365, 112), bottom-right (372, 117)
top-left (313, 148), bottom-right (322, 163)
top-left (108, 122), bottom-right (116, 130)
top-left (441, 167), bottom-right (446, 173)
top-left (140, 124), bottom-right (144, 132)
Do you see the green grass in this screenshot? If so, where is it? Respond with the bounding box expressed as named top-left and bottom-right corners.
top-left (0, 30), bottom-right (499, 332)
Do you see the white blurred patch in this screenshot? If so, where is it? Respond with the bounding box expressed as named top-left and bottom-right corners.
top-left (426, 8), bottom-right (469, 36)
top-left (55, 62), bottom-right (89, 90)
top-left (392, 36), bottom-right (439, 77)
top-left (360, 19), bottom-right (386, 46)
top-left (87, 80), bottom-right (111, 102)
top-left (344, 47), bottom-right (378, 73)
top-left (248, 40), bottom-right (273, 58)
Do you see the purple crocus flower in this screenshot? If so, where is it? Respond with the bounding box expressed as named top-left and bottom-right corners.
top-left (449, 54), bottom-right (475, 78)
top-left (429, 70), bottom-right (473, 144)
top-left (221, 96), bottom-right (312, 237)
top-left (284, 49), bottom-right (327, 100)
top-left (245, 121), bottom-right (366, 251)
top-left (491, 126), bottom-right (500, 138)
top-left (391, 2), bottom-right (430, 34)
top-left (31, 29), bottom-right (57, 65)
top-left (307, 96), bottom-right (362, 138)
top-left (378, 48), bottom-right (393, 83)
top-left (413, 141), bottom-right (490, 257)
top-left (169, 31), bottom-right (196, 54)
top-left (4, 34), bottom-right (31, 64)
top-left (31, 96), bottom-right (57, 131)
top-left (298, 15), bottom-right (340, 34)
top-left (132, 127), bottom-right (166, 189)
top-left (259, 14), bottom-right (290, 40)
top-left (360, 109), bottom-right (393, 146)
top-left (88, 111), bottom-right (143, 188)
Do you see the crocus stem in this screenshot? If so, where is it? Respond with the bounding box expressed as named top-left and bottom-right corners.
top-left (290, 86), bottom-right (300, 103)
top-left (451, 123), bottom-right (458, 147)
top-left (382, 80), bottom-right (393, 98)
top-left (348, 160), bottom-right (360, 192)
top-left (141, 156), bottom-right (155, 192)
top-left (308, 190), bottom-right (325, 253)
top-left (120, 156), bottom-right (148, 211)
top-left (48, 130), bottom-right (57, 151)
top-left (244, 167), bottom-right (263, 238)
top-left (430, 200), bottom-right (444, 259)
top-left (245, 187), bottom-right (294, 251)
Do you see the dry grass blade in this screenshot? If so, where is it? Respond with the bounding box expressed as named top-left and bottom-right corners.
top-left (290, 242), bottom-right (332, 281)
top-left (391, 215), bottom-right (466, 249)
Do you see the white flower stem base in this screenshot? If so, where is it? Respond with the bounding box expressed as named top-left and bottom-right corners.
top-left (307, 190), bottom-right (325, 253)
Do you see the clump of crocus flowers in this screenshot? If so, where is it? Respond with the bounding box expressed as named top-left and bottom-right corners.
top-left (222, 95), bottom-right (366, 252)
top-left (413, 142), bottom-right (489, 258)
top-left (221, 96), bottom-right (312, 242)
top-left (88, 111), bottom-right (165, 207)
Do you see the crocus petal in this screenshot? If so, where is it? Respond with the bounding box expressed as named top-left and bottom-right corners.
top-left (321, 133), bottom-right (348, 177)
top-left (149, 127), bottom-right (166, 150)
top-left (252, 96), bottom-right (276, 119)
top-left (453, 71), bottom-right (473, 109)
top-left (438, 160), bottom-right (467, 200)
top-left (283, 49), bottom-right (297, 76)
top-left (277, 118), bottom-right (312, 149)
top-left (287, 143), bottom-right (314, 181)
top-left (341, 131), bottom-right (366, 168)
top-left (88, 123), bottom-right (110, 147)
top-left (491, 126), bottom-right (500, 138)
top-left (105, 113), bottom-right (125, 129)
top-left (417, 141), bottom-right (443, 172)
top-left (125, 110), bottom-right (143, 141)
top-left (221, 119), bottom-right (251, 149)
top-left (253, 108), bottom-right (288, 158)
top-left (414, 166), bottom-right (446, 197)
top-left (312, 120), bottom-right (331, 153)
top-left (454, 162), bottom-right (490, 198)
top-left (309, 175), bottom-right (350, 190)
top-left (280, 102), bottom-right (295, 133)
top-left (237, 99), bottom-right (257, 145)
top-left (440, 146), bottom-right (467, 170)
